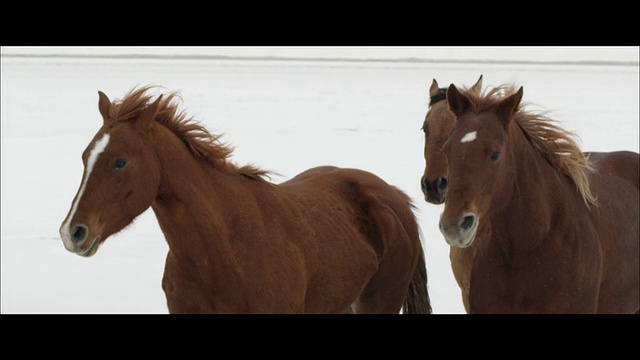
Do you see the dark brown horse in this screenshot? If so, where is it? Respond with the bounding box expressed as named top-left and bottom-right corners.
top-left (59, 86), bottom-right (431, 314)
top-left (421, 76), bottom-right (484, 204)
top-left (438, 82), bottom-right (639, 313)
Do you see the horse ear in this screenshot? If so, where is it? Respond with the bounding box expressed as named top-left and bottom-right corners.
top-left (429, 79), bottom-right (440, 97)
top-left (98, 91), bottom-right (112, 122)
top-left (136, 95), bottom-right (163, 132)
top-left (470, 75), bottom-right (483, 94)
top-left (495, 86), bottom-right (524, 125)
top-left (447, 84), bottom-right (471, 117)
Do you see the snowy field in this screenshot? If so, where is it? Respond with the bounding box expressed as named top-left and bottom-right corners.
top-left (2, 53), bottom-right (638, 314)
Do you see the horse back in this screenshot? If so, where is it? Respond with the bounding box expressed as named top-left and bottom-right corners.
top-left (587, 151), bottom-right (639, 190)
top-left (282, 166), bottom-right (420, 254)
top-left (587, 151), bottom-right (639, 313)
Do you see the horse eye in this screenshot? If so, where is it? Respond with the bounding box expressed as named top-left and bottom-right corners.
top-left (112, 158), bottom-right (128, 169)
top-left (490, 151), bottom-right (501, 161)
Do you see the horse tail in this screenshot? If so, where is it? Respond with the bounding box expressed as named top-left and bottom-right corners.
top-left (403, 241), bottom-right (432, 314)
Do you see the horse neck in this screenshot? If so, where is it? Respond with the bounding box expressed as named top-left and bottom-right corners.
top-left (487, 122), bottom-right (579, 249)
top-left (148, 125), bottom-right (252, 262)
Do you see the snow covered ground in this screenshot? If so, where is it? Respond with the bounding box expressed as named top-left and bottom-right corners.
top-left (2, 51), bottom-right (638, 313)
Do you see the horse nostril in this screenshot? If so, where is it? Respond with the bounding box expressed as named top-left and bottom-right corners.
top-left (421, 176), bottom-right (428, 193)
top-left (436, 177), bottom-right (448, 193)
top-left (459, 215), bottom-right (475, 231)
top-left (72, 225), bottom-right (88, 244)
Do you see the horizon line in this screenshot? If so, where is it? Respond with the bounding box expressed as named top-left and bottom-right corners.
top-left (2, 53), bottom-right (638, 67)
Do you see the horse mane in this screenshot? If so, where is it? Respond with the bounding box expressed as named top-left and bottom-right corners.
top-left (107, 85), bottom-right (271, 180)
top-left (460, 84), bottom-right (597, 206)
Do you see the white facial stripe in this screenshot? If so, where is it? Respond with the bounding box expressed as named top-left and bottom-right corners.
top-left (61, 133), bottom-right (110, 248)
top-left (460, 131), bottom-right (477, 143)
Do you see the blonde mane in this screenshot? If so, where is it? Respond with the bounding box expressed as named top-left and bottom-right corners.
top-left (106, 85), bottom-right (270, 180)
top-left (461, 84), bottom-right (596, 206)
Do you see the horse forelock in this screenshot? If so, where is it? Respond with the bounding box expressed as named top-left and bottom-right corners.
top-left (108, 85), bottom-right (271, 180)
top-left (457, 84), bottom-right (520, 113)
top-left (458, 84), bottom-right (596, 207)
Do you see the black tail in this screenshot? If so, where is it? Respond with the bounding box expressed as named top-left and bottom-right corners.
top-left (403, 245), bottom-right (432, 314)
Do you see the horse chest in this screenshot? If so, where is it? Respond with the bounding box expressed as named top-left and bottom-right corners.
top-left (162, 252), bottom-right (248, 313)
top-left (468, 238), bottom-right (600, 313)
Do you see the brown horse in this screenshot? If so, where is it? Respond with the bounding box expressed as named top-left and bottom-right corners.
top-left (59, 86), bottom-right (431, 314)
top-left (420, 76), bottom-right (484, 312)
top-left (420, 77), bottom-right (639, 313)
top-left (421, 75), bottom-right (483, 204)
top-left (438, 83), bottom-right (639, 313)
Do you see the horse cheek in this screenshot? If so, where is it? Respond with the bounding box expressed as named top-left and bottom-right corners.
top-left (133, 168), bottom-right (159, 215)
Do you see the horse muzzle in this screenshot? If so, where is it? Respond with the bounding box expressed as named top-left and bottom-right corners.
top-left (60, 223), bottom-right (102, 257)
top-left (439, 212), bottom-right (478, 248)
top-left (421, 176), bottom-right (448, 204)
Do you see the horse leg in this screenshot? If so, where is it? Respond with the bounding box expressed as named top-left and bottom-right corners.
top-left (354, 208), bottom-right (417, 314)
top-left (353, 273), bottom-right (411, 314)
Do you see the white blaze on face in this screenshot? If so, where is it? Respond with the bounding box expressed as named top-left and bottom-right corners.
top-left (460, 131), bottom-right (477, 143)
top-left (60, 133), bottom-right (111, 249)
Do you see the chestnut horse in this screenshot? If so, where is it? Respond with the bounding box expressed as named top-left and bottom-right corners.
top-left (59, 86), bottom-right (431, 314)
top-left (420, 76), bottom-right (483, 312)
top-left (420, 77), bottom-right (639, 312)
top-left (438, 83), bottom-right (639, 313)
top-left (420, 75), bottom-right (483, 205)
